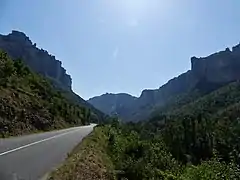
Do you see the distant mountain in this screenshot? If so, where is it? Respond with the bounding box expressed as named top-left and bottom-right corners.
top-left (0, 30), bottom-right (105, 122)
top-left (88, 93), bottom-right (137, 119)
top-left (88, 43), bottom-right (240, 122)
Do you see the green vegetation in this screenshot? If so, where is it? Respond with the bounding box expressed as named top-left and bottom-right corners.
top-left (50, 80), bottom-right (240, 179)
top-left (101, 81), bottom-right (240, 179)
top-left (49, 126), bottom-right (115, 180)
top-left (4, 44), bottom-right (240, 178)
top-left (105, 122), bottom-right (239, 179)
top-left (0, 50), bottom-right (94, 137)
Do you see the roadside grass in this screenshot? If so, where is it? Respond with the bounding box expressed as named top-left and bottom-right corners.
top-left (48, 126), bottom-right (116, 180)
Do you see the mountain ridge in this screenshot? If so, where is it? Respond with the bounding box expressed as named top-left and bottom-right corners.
top-left (88, 43), bottom-right (240, 122)
top-left (0, 30), bottom-right (105, 122)
top-left (0, 30), bottom-right (72, 90)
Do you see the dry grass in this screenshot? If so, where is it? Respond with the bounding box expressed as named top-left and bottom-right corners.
top-left (49, 126), bottom-right (116, 180)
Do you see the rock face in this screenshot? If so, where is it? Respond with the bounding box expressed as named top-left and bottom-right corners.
top-left (0, 30), bottom-right (105, 121)
top-left (191, 45), bottom-right (240, 84)
top-left (88, 43), bottom-right (240, 122)
top-left (0, 30), bottom-right (72, 90)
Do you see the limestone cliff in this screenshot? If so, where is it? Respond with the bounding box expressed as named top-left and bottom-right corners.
top-left (191, 44), bottom-right (240, 84)
top-left (0, 30), bottom-right (72, 90)
top-left (89, 43), bottom-right (240, 122)
top-left (0, 30), bottom-right (105, 121)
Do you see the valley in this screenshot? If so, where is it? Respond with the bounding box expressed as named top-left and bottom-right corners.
top-left (1, 31), bottom-right (240, 180)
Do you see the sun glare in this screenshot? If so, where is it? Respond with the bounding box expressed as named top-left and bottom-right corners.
top-left (101, 0), bottom-right (174, 29)
top-left (106, 0), bottom-right (171, 26)
top-left (107, 0), bottom-right (153, 27)
top-left (113, 0), bottom-right (154, 19)
top-left (118, 0), bottom-right (148, 15)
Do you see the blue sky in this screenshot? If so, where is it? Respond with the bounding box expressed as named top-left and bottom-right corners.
top-left (0, 0), bottom-right (240, 100)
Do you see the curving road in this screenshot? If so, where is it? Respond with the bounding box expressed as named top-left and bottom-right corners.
top-left (0, 124), bottom-right (96, 180)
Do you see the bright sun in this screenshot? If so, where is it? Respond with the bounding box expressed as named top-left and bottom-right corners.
top-left (114, 0), bottom-right (150, 18)
top-left (103, 0), bottom-right (172, 28)
top-left (109, 0), bottom-right (156, 27)
top-left (109, 0), bottom-right (168, 24)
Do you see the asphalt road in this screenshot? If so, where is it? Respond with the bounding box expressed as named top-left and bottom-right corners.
top-left (0, 124), bottom-right (96, 180)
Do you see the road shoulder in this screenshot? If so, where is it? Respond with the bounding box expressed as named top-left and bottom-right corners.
top-left (48, 126), bottom-right (115, 180)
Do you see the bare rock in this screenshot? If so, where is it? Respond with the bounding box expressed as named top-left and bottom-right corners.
top-left (0, 30), bottom-right (72, 90)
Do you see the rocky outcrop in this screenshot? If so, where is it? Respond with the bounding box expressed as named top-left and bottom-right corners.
top-left (0, 30), bottom-right (72, 90)
top-left (191, 45), bottom-right (240, 84)
top-left (0, 30), bottom-right (105, 121)
top-left (89, 43), bottom-right (240, 122)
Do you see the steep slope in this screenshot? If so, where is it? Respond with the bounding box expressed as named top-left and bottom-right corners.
top-left (107, 80), bottom-right (240, 178)
top-left (0, 31), bottom-right (105, 121)
top-left (144, 81), bottom-right (240, 165)
top-left (0, 51), bottom-right (93, 137)
top-left (55, 81), bottom-right (240, 180)
top-left (89, 43), bottom-right (240, 122)
top-left (0, 31), bottom-right (71, 90)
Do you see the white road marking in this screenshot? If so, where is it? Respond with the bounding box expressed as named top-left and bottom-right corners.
top-left (0, 126), bottom-right (88, 157)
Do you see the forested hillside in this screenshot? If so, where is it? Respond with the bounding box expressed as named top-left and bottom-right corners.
top-left (99, 81), bottom-right (240, 179)
top-left (82, 43), bottom-right (240, 180)
top-left (46, 41), bottom-right (240, 179)
top-left (52, 79), bottom-right (240, 179)
top-left (0, 51), bottom-right (95, 137)
top-left (89, 43), bottom-right (240, 122)
top-left (0, 31), bottom-right (105, 123)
